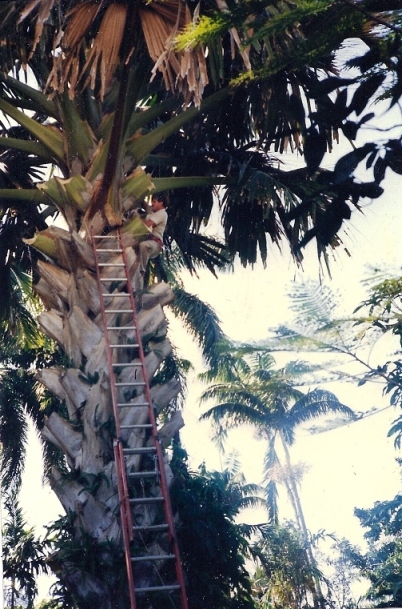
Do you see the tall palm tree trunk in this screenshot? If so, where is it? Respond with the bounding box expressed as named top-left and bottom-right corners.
top-left (32, 222), bottom-right (184, 607)
top-left (279, 432), bottom-right (325, 609)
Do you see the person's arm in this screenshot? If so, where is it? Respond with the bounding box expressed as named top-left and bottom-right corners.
top-left (143, 218), bottom-right (156, 228)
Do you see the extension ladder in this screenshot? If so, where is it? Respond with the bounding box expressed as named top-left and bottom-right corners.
top-left (91, 228), bottom-right (189, 609)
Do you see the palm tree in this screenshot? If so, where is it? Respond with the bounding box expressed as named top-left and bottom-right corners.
top-left (200, 345), bottom-right (354, 522)
top-left (0, 2), bottom-right (401, 261)
top-left (2, 491), bottom-right (49, 609)
top-left (200, 344), bottom-right (354, 607)
top-left (0, 1), bottom-right (400, 606)
top-left (170, 448), bottom-right (265, 609)
top-left (251, 522), bottom-right (323, 609)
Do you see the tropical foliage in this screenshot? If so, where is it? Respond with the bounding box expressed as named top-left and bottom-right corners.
top-left (0, 2), bottom-right (401, 272)
top-left (2, 491), bottom-right (49, 609)
top-left (170, 447), bottom-right (262, 609)
top-left (343, 490), bottom-right (402, 607)
top-left (252, 522), bottom-right (323, 609)
top-left (318, 538), bottom-right (364, 609)
top-left (0, 320), bottom-right (62, 491)
top-left (0, 1), bottom-right (402, 607)
top-left (267, 276), bottom-right (402, 443)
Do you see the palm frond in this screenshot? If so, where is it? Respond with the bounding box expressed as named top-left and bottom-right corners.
top-left (170, 285), bottom-right (226, 364)
top-left (198, 341), bottom-right (257, 384)
top-left (264, 480), bottom-right (279, 525)
top-left (166, 233), bottom-right (228, 276)
top-left (0, 257), bottom-right (45, 350)
top-left (288, 388), bottom-right (355, 434)
top-left (200, 399), bottom-right (268, 431)
top-left (0, 369), bottom-right (30, 490)
top-left (200, 382), bottom-right (266, 410)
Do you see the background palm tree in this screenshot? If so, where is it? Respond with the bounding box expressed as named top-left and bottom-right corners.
top-left (2, 491), bottom-right (49, 609)
top-left (200, 344), bottom-right (354, 607)
top-left (200, 345), bottom-right (354, 523)
top-left (251, 522), bottom-right (324, 609)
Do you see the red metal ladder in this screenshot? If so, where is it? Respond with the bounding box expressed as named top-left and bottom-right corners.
top-left (91, 228), bottom-right (189, 609)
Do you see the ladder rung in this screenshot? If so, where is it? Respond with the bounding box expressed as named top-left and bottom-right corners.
top-left (120, 424), bottom-right (152, 429)
top-left (94, 235), bottom-right (118, 239)
top-left (107, 326), bottom-right (135, 330)
top-left (118, 402), bottom-right (149, 407)
top-left (110, 344), bottom-right (139, 348)
top-left (105, 309), bottom-right (132, 313)
top-left (128, 471), bottom-right (158, 479)
top-left (100, 277), bottom-right (125, 282)
top-left (123, 447), bottom-right (156, 454)
top-left (129, 496), bottom-right (164, 504)
top-left (131, 554), bottom-right (175, 562)
top-left (132, 524), bottom-right (169, 532)
top-left (135, 585), bottom-right (181, 593)
top-left (112, 363), bottom-right (142, 367)
top-left (96, 248), bottom-right (123, 253)
top-left (102, 293), bottom-right (130, 298)
top-left (115, 382), bottom-right (145, 386)
top-left (98, 263), bottom-right (125, 267)
top-left (96, 247), bottom-right (122, 253)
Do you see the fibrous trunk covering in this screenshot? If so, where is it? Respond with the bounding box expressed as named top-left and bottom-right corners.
top-left (33, 223), bottom-right (183, 608)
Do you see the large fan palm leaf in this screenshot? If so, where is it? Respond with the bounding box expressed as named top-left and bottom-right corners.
top-left (10, 0), bottom-right (208, 106)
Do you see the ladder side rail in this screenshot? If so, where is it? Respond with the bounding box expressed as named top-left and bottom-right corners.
top-left (114, 441), bottom-right (137, 609)
top-left (91, 231), bottom-right (136, 609)
top-left (91, 232), bottom-right (124, 439)
top-left (118, 229), bottom-right (190, 609)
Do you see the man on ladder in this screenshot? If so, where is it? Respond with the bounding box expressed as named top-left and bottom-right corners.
top-left (134, 193), bottom-right (168, 301)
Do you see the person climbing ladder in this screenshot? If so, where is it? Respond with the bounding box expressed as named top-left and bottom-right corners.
top-left (133, 193), bottom-right (168, 299)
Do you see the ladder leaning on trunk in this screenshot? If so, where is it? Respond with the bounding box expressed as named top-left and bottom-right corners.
top-left (91, 228), bottom-right (189, 609)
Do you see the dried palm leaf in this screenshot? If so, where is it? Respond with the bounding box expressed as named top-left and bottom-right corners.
top-left (19, 0), bottom-right (56, 57)
top-left (82, 3), bottom-right (127, 99)
top-left (150, 0), bottom-right (189, 27)
top-left (63, 2), bottom-right (103, 49)
top-left (47, 1), bottom-right (104, 97)
top-left (141, 0), bottom-right (208, 105)
top-left (22, 0), bottom-right (208, 103)
top-left (140, 9), bottom-right (172, 62)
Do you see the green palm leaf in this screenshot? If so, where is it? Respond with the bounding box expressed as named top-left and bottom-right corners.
top-left (0, 97), bottom-right (65, 164)
top-left (0, 369), bottom-right (30, 490)
top-left (170, 286), bottom-right (226, 364)
top-left (263, 436), bottom-right (280, 524)
top-left (290, 388), bottom-right (353, 423)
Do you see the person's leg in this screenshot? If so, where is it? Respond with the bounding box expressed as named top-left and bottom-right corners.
top-left (133, 240), bottom-right (161, 297)
top-left (138, 240), bottom-right (160, 274)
